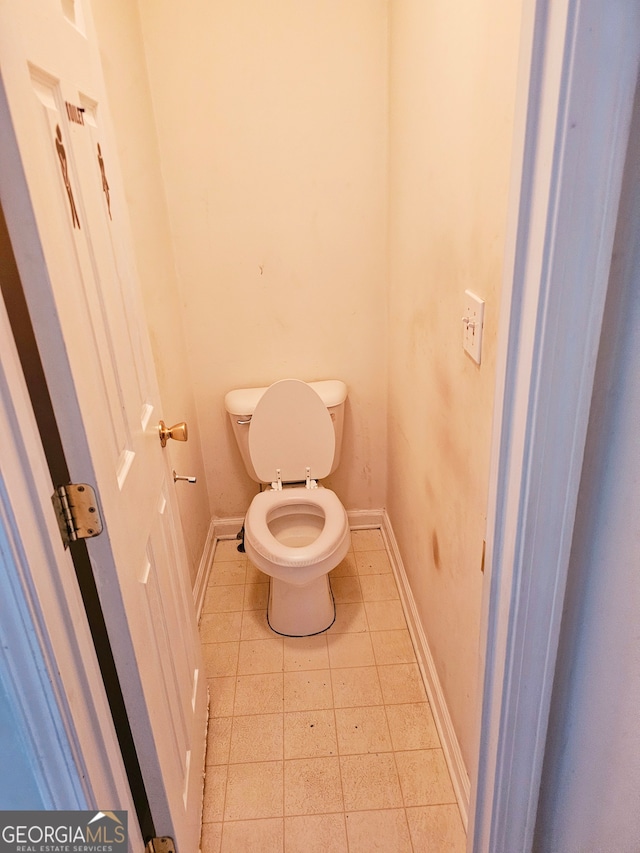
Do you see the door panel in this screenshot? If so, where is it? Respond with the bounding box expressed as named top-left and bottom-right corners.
top-left (0, 1), bottom-right (207, 849)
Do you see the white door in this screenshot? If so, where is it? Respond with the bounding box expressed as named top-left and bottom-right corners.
top-left (0, 2), bottom-right (207, 850)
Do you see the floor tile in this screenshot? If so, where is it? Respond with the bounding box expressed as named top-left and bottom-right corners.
top-left (339, 753), bottom-right (403, 811)
top-left (284, 756), bottom-right (344, 815)
top-left (330, 666), bottom-right (383, 708)
top-left (284, 669), bottom-right (333, 711)
top-left (351, 529), bottom-right (386, 551)
top-left (370, 629), bottom-right (416, 666)
top-left (224, 761), bottom-right (283, 820)
top-left (355, 550), bottom-right (392, 575)
top-left (229, 713), bottom-right (283, 763)
top-left (327, 632), bottom-right (375, 668)
top-left (284, 709), bottom-right (338, 758)
top-left (335, 705), bottom-right (392, 755)
top-left (345, 809), bottom-right (412, 853)
top-left (364, 599), bottom-right (408, 631)
top-left (285, 813), bottom-right (348, 853)
top-left (233, 672), bottom-right (284, 715)
top-left (386, 702), bottom-right (440, 751)
top-left (329, 602), bottom-right (369, 634)
top-left (359, 573), bottom-right (400, 602)
top-left (200, 611), bottom-right (243, 644)
top-left (237, 638), bottom-right (283, 675)
top-left (378, 663), bottom-right (427, 704)
top-left (199, 821), bottom-right (222, 853)
top-left (201, 530), bottom-right (465, 850)
top-left (330, 575), bottom-right (363, 604)
top-left (221, 818), bottom-right (283, 853)
top-left (406, 804), bottom-right (467, 852)
top-left (396, 748), bottom-right (456, 806)
top-left (202, 642), bottom-right (239, 678)
top-left (283, 634), bottom-right (329, 671)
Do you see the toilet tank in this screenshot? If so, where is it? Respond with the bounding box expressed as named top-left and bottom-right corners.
top-left (225, 379), bottom-right (348, 484)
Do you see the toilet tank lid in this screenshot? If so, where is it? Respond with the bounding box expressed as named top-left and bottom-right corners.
top-left (225, 379), bottom-right (347, 416)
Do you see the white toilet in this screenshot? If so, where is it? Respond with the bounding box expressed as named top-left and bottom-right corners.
top-left (224, 378), bottom-right (351, 636)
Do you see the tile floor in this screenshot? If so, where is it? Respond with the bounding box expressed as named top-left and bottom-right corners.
top-left (199, 527), bottom-right (467, 852)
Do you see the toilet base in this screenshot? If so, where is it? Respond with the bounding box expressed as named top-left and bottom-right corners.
top-left (267, 573), bottom-right (335, 637)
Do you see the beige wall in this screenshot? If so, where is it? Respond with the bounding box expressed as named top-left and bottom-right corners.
top-left (89, 0), bottom-right (211, 585)
top-left (137, 0), bottom-right (389, 519)
top-left (387, 1), bottom-right (521, 768)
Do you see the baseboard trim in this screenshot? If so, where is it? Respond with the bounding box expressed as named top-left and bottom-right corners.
top-left (196, 508), bottom-right (470, 826)
top-left (379, 509), bottom-right (471, 829)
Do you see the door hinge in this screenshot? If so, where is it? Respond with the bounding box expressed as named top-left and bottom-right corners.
top-left (145, 839), bottom-right (176, 853)
top-left (52, 483), bottom-right (103, 548)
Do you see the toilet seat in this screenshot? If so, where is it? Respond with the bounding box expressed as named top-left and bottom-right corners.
top-left (248, 379), bottom-right (335, 486)
top-left (245, 487), bottom-right (349, 568)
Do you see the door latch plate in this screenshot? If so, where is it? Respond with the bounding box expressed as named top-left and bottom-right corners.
top-left (145, 838), bottom-right (176, 853)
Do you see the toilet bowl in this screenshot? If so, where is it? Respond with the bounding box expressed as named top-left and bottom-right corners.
top-left (225, 378), bottom-right (351, 636)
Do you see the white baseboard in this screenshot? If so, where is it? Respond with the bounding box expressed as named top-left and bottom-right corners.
top-left (195, 508), bottom-right (469, 826)
top-left (379, 509), bottom-right (470, 828)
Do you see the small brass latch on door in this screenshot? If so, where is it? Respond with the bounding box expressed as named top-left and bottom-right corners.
top-left (145, 838), bottom-right (176, 853)
top-left (158, 420), bottom-right (188, 447)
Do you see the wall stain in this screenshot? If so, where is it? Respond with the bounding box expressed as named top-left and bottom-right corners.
top-left (432, 530), bottom-right (441, 570)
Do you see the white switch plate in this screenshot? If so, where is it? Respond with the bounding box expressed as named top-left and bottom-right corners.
top-left (463, 290), bottom-right (485, 364)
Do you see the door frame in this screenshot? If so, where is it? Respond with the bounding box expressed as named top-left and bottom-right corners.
top-left (470, 0), bottom-right (640, 850)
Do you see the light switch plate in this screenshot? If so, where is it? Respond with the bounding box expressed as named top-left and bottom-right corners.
top-left (463, 290), bottom-right (485, 364)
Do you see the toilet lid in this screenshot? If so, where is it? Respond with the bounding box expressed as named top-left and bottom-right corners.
top-left (249, 379), bottom-right (335, 484)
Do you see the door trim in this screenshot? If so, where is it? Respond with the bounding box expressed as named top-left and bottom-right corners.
top-left (470, 1), bottom-right (640, 850)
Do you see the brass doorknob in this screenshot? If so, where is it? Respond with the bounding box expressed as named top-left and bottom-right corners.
top-left (158, 420), bottom-right (188, 448)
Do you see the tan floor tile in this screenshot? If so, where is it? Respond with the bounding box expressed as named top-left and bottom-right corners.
top-left (345, 809), bottom-right (412, 853)
top-left (351, 529), bottom-right (386, 551)
top-left (229, 713), bottom-right (283, 763)
top-left (200, 821), bottom-right (222, 853)
top-left (406, 804), bottom-right (467, 852)
top-left (386, 703), bottom-right (440, 751)
top-left (234, 672), bottom-right (284, 715)
top-left (206, 716), bottom-right (232, 766)
top-left (237, 638), bottom-right (283, 675)
top-left (364, 600), bottom-right (407, 632)
top-left (224, 761), bottom-right (283, 820)
top-left (210, 560), bottom-right (246, 585)
top-left (202, 765), bottom-right (227, 823)
top-left (203, 642), bottom-right (239, 678)
top-left (284, 757), bottom-right (343, 815)
top-left (221, 818), bottom-right (284, 852)
top-left (246, 561), bottom-right (268, 584)
top-left (359, 574), bottom-right (399, 602)
top-left (371, 629), bottom-right (416, 666)
top-left (283, 634), bottom-right (329, 671)
top-left (378, 663), bottom-right (427, 704)
top-left (396, 749), bottom-right (456, 806)
top-left (355, 550), bottom-right (392, 575)
top-left (330, 552), bottom-right (358, 577)
top-left (328, 602), bottom-right (369, 634)
top-left (327, 632), bottom-right (375, 669)
top-left (340, 753), bottom-right (403, 811)
top-left (200, 611), bottom-right (243, 644)
top-left (284, 709), bottom-right (338, 758)
top-left (209, 676), bottom-right (236, 718)
top-left (335, 705), bottom-right (392, 755)
top-left (213, 539), bottom-right (245, 562)
top-left (284, 669), bottom-right (333, 711)
top-left (240, 608), bottom-right (275, 640)
top-left (330, 666), bottom-right (383, 708)
top-left (203, 584), bottom-right (245, 614)
top-left (330, 575), bottom-right (363, 603)
top-left (285, 814), bottom-right (348, 853)
top-left (244, 582), bottom-right (269, 610)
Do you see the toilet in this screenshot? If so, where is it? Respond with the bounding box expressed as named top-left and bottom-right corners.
top-left (225, 378), bottom-right (351, 636)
